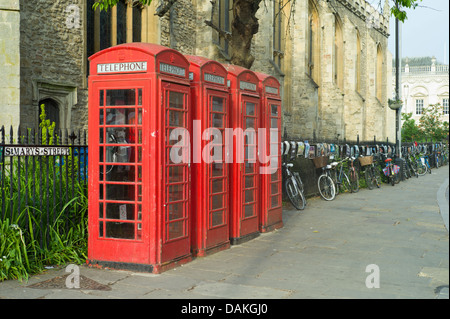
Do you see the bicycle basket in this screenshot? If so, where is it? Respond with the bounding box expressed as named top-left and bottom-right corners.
top-left (358, 156), bottom-right (373, 166)
top-left (312, 156), bottom-right (329, 168)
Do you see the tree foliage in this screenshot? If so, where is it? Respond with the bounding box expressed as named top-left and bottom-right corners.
top-left (418, 103), bottom-right (449, 142)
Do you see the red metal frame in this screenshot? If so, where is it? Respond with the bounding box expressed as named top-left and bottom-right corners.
top-left (88, 43), bottom-right (192, 273)
top-left (186, 55), bottom-right (230, 257)
top-left (223, 64), bottom-right (261, 245)
top-left (256, 72), bottom-right (283, 233)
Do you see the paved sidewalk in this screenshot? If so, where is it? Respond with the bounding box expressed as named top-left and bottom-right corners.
top-left (0, 166), bottom-right (448, 300)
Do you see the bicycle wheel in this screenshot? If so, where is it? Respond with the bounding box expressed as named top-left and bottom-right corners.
top-left (349, 169), bottom-right (360, 193)
top-left (372, 166), bottom-right (382, 188)
top-left (318, 174), bottom-right (336, 201)
top-left (285, 178), bottom-right (306, 210)
top-left (340, 172), bottom-right (351, 193)
top-left (416, 161), bottom-right (427, 176)
top-left (364, 168), bottom-right (374, 190)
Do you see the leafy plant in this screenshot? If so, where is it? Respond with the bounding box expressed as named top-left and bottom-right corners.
top-left (0, 106), bottom-right (88, 281)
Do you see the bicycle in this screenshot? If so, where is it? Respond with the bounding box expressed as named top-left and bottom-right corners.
top-left (382, 154), bottom-right (400, 186)
top-left (347, 156), bottom-right (360, 193)
top-left (418, 153), bottom-right (432, 175)
top-left (317, 164), bottom-right (336, 201)
top-left (405, 152), bottom-right (419, 178)
top-left (282, 154), bottom-right (306, 210)
top-left (359, 155), bottom-right (381, 189)
top-left (330, 157), bottom-right (351, 195)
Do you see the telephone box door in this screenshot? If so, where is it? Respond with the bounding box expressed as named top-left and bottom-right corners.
top-left (88, 79), bottom-right (149, 265)
top-left (239, 95), bottom-right (260, 238)
top-left (263, 99), bottom-right (282, 230)
top-left (205, 89), bottom-right (229, 250)
top-left (160, 81), bottom-right (191, 263)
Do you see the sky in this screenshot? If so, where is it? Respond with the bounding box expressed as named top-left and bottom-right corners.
top-left (387, 0), bottom-right (450, 64)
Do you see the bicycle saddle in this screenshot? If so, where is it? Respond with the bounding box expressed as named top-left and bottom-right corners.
top-left (287, 163), bottom-right (294, 168)
top-left (384, 158), bottom-right (392, 162)
top-left (329, 162), bottom-right (339, 169)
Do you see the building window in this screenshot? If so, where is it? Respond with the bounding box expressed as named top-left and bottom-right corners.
top-left (443, 98), bottom-right (449, 115)
top-left (213, 0), bottom-right (233, 57)
top-left (356, 30), bottom-right (361, 93)
top-left (86, 0), bottom-right (143, 74)
top-left (307, 0), bottom-right (320, 84)
top-left (334, 14), bottom-right (343, 90)
top-left (376, 44), bottom-right (383, 101)
top-left (273, 0), bottom-right (284, 69)
top-left (415, 99), bottom-right (424, 115)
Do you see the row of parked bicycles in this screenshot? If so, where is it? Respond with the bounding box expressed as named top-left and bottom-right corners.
top-left (282, 141), bottom-right (449, 210)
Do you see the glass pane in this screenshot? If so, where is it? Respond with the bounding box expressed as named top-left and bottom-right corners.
top-left (271, 118), bottom-right (278, 129)
top-left (169, 91), bottom-right (185, 109)
top-left (168, 184), bottom-right (184, 202)
top-left (168, 221), bottom-right (184, 240)
top-left (211, 210), bottom-right (224, 227)
top-left (117, 1), bottom-right (127, 45)
top-left (106, 89), bottom-right (136, 106)
top-left (105, 108), bottom-right (136, 125)
top-left (271, 172), bottom-right (279, 182)
top-left (245, 190), bottom-right (254, 203)
top-left (100, 90), bottom-right (104, 106)
top-left (211, 179), bottom-right (223, 194)
top-left (168, 166), bottom-right (184, 183)
top-left (271, 104), bottom-right (278, 116)
top-left (105, 203), bottom-right (135, 220)
top-left (211, 194), bottom-right (223, 210)
top-left (100, 109), bottom-right (104, 125)
top-left (133, 6), bottom-right (142, 42)
top-left (99, 222), bottom-right (103, 237)
top-left (271, 183), bottom-right (279, 195)
top-left (105, 222), bottom-right (135, 240)
top-left (211, 113), bottom-right (224, 128)
top-left (105, 146), bottom-right (132, 163)
top-left (245, 162), bottom-right (255, 173)
top-left (245, 176), bottom-right (254, 188)
top-left (168, 110), bottom-right (184, 127)
top-left (106, 184), bottom-right (135, 201)
top-left (106, 165), bottom-right (135, 182)
top-left (244, 204), bottom-right (254, 218)
top-left (212, 163), bottom-right (223, 177)
top-left (212, 96), bottom-right (224, 112)
top-left (99, 203), bottom-right (103, 218)
top-left (246, 102), bottom-right (255, 116)
top-left (106, 127), bottom-right (133, 144)
top-left (168, 202), bottom-right (184, 221)
top-left (138, 89), bottom-right (142, 106)
top-left (271, 196), bottom-right (279, 208)
top-left (245, 117), bottom-right (255, 129)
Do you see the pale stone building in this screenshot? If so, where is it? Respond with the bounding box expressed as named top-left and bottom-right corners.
top-left (395, 57), bottom-right (449, 125)
top-left (1, 0), bottom-right (396, 142)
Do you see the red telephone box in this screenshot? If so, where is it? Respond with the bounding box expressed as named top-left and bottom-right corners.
top-left (87, 43), bottom-right (192, 273)
top-left (223, 64), bottom-right (261, 245)
top-left (256, 72), bottom-right (283, 233)
top-left (186, 55), bottom-right (230, 256)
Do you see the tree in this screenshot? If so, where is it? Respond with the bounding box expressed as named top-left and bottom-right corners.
top-left (93, 0), bottom-right (422, 69)
top-left (418, 103), bottom-right (449, 142)
top-left (401, 112), bottom-right (422, 142)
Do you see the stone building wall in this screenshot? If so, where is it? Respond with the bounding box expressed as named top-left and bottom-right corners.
top-left (19, 0), bottom-right (87, 131)
top-left (0, 0), bottom-right (20, 129)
